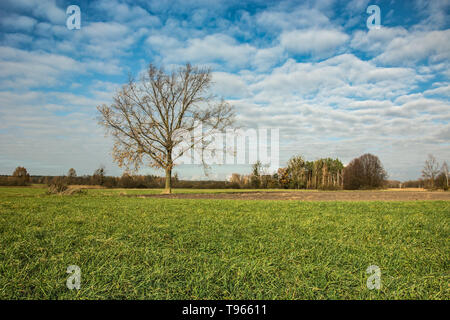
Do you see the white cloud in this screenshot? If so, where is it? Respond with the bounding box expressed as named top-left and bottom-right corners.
top-left (351, 27), bottom-right (450, 68)
top-left (424, 84), bottom-right (450, 97)
top-left (256, 6), bottom-right (331, 31)
top-left (350, 27), bottom-right (409, 54)
top-left (146, 35), bottom-right (182, 51)
top-left (211, 72), bottom-right (249, 97)
top-left (1, 33), bottom-right (33, 46)
top-left (0, 14), bottom-right (37, 31)
top-left (280, 29), bottom-right (349, 56)
top-left (0, 89), bottom-right (119, 175)
top-left (1, 0), bottom-right (65, 24)
top-left (56, 21), bottom-right (148, 60)
top-left (0, 45), bottom-right (123, 90)
top-left (345, 0), bottom-right (370, 13)
top-left (413, 0), bottom-right (450, 29)
top-left (248, 54), bottom-right (419, 100)
top-left (95, 0), bottom-right (160, 27)
top-left (149, 33), bottom-right (258, 68)
top-left (375, 30), bottom-right (450, 65)
top-left (0, 46), bottom-right (82, 88)
top-left (347, 100), bottom-right (393, 110)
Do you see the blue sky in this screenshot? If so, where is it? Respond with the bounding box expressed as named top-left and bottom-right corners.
top-left (0, 0), bottom-right (449, 180)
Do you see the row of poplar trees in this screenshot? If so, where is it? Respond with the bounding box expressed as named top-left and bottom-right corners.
top-left (278, 156), bottom-right (344, 189)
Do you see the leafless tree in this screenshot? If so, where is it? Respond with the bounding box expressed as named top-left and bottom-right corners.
top-left (422, 154), bottom-right (440, 188)
top-left (343, 153), bottom-right (387, 190)
top-left (97, 63), bottom-right (234, 193)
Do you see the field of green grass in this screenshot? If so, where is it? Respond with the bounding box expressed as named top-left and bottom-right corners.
top-left (0, 186), bottom-right (448, 299)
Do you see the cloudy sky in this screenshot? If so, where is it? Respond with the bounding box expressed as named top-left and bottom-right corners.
top-left (0, 0), bottom-right (449, 180)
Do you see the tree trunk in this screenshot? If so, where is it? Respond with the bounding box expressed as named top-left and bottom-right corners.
top-left (163, 166), bottom-right (172, 194)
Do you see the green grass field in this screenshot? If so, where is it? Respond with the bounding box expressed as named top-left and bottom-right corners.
top-left (0, 187), bottom-right (448, 299)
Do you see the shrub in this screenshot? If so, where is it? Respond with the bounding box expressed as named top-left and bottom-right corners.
top-left (47, 177), bottom-right (68, 194)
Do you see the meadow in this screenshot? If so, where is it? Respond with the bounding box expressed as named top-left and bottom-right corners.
top-left (0, 186), bottom-right (448, 299)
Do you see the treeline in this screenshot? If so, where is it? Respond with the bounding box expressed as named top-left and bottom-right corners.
top-left (0, 167), bottom-right (31, 186)
top-left (230, 153), bottom-right (387, 190)
top-left (402, 177), bottom-right (448, 190)
top-left (229, 157), bottom-right (345, 190)
top-left (0, 167), bottom-right (239, 189)
top-left (2, 153), bottom-right (447, 191)
top-left (0, 154), bottom-right (383, 190)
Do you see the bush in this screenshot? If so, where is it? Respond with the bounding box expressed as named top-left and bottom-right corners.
top-left (47, 177), bottom-right (68, 194)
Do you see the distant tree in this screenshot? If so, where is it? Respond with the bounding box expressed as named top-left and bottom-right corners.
top-left (67, 168), bottom-right (77, 184)
top-left (403, 179), bottom-right (424, 188)
top-left (304, 161), bottom-right (314, 189)
top-left (287, 155), bottom-right (305, 189)
top-left (67, 168), bottom-right (77, 178)
top-left (441, 161), bottom-right (449, 190)
top-left (12, 166), bottom-right (30, 183)
top-left (328, 158), bottom-right (344, 189)
top-left (173, 172), bottom-right (179, 184)
top-left (277, 167), bottom-right (290, 189)
top-left (435, 172), bottom-right (448, 191)
top-left (92, 165), bottom-right (106, 185)
top-left (259, 174), bottom-right (273, 189)
top-left (343, 158), bottom-right (364, 190)
top-left (359, 153), bottom-right (387, 188)
top-left (97, 63), bottom-right (234, 194)
top-left (252, 161), bottom-right (262, 177)
top-left (250, 161), bottom-right (262, 188)
top-left (422, 154), bottom-right (440, 189)
top-left (119, 172), bottom-right (133, 188)
top-left (343, 154), bottom-right (387, 189)
top-left (267, 174), bottom-right (279, 189)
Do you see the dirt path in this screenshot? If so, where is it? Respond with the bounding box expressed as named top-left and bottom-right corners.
top-left (132, 191), bottom-right (450, 201)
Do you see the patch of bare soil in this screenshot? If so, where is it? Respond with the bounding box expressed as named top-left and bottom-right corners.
top-left (131, 191), bottom-right (450, 201)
